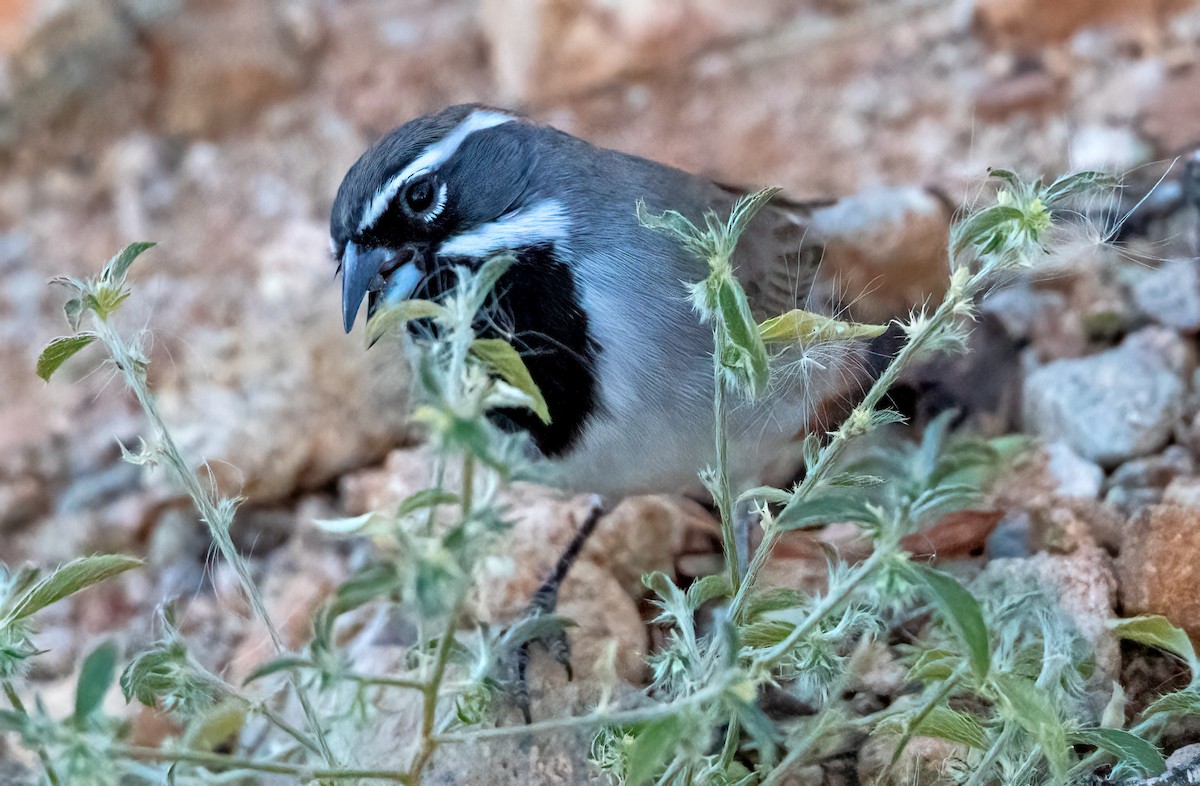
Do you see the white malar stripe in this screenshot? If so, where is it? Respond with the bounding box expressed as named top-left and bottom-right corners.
top-left (358, 109), bottom-right (515, 232)
top-left (439, 200), bottom-right (570, 258)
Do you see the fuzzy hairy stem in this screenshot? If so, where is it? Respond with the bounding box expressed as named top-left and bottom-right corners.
top-left (116, 745), bottom-right (412, 782)
top-left (731, 281), bottom-right (972, 622)
top-left (436, 684), bottom-right (727, 744)
top-left (89, 316), bottom-right (336, 767)
top-left (4, 680), bottom-right (62, 786)
top-left (711, 326), bottom-right (741, 592)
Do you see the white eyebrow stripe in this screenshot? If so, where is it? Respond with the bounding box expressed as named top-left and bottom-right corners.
top-left (439, 199), bottom-right (570, 258)
top-left (358, 109), bottom-right (515, 233)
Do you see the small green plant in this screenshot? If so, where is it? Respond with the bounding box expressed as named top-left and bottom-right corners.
top-left (7, 168), bottom-right (1195, 786)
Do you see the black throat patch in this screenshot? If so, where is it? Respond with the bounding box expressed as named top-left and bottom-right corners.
top-left (438, 244), bottom-right (602, 458)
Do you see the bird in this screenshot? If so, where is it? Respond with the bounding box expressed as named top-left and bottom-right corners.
top-left (329, 103), bottom-right (940, 715)
top-left (331, 104), bottom-right (902, 498)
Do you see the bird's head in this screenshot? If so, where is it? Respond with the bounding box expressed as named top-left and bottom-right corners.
top-left (330, 104), bottom-right (559, 332)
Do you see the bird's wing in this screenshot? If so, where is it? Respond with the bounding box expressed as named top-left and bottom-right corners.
top-left (718, 182), bottom-right (954, 323)
top-left (715, 183), bottom-right (834, 321)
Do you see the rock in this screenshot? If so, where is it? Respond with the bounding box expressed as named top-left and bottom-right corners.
top-left (0, 0), bottom-right (148, 150)
top-left (1104, 445), bottom-right (1195, 516)
top-left (857, 733), bottom-right (967, 786)
top-left (144, 0), bottom-right (313, 137)
top-left (1163, 475), bottom-right (1200, 509)
top-left (1022, 329), bottom-right (1188, 467)
top-left (1132, 259), bottom-right (1200, 332)
top-left (1044, 441), bottom-right (1105, 500)
top-left (972, 0), bottom-right (1187, 50)
top-left (0, 475), bottom-right (48, 531)
top-left (806, 186), bottom-right (952, 323)
top-left (974, 546), bottom-right (1121, 690)
top-left (1139, 65), bottom-right (1200, 154)
top-left (1143, 743), bottom-right (1200, 785)
top-left (974, 64), bottom-right (1066, 120)
top-left (478, 0), bottom-right (800, 103)
top-left (1117, 504), bottom-right (1200, 639)
top-left (1068, 124), bottom-right (1152, 172)
top-left (156, 218), bottom-right (413, 504)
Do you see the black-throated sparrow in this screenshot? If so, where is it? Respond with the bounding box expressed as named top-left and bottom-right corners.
top-left (330, 104), bottom-right (945, 718)
top-left (331, 104), bottom-right (909, 503)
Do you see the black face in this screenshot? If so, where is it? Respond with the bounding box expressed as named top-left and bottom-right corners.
top-left (330, 105), bottom-right (603, 459)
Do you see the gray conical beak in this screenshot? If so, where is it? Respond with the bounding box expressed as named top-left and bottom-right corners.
top-left (341, 240), bottom-right (390, 333)
top-left (340, 241), bottom-right (427, 333)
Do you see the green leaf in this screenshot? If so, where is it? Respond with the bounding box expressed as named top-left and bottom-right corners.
top-left (907, 648), bottom-right (961, 683)
top-left (952, 205), bottom-right (1025, 256)
top-left (624, 716), bottom-right (686, 786)
top-left (715, 277), bottom-right (770, 397)
top-left (993, 674), bottom-right (1069, 780)
top-left (395, 488), bottom-right (460, 518)
top-left (470, 338), bottom-right (551, 424)
top-left (909, 563), bottom-right (990, 680)
top-left (36, 333), bottom-right (97, 381)
top-left (987, 168), bottom-right (1020, 187)
top-left (828, 473), bottom-right (886, 488)
top-left (329, 563), bottom-right (403, 616)
top-left (365, 298), bottom-right (447, 345)
top-left (739, 485), bottom-right (794, 505)
top-left (87, 287), bottom-right (131, 320)
top-left (7, 554), bottom-right (141, 622)
top-left (743, 587), bottom-right (806, 619)
top-left (311, 511), bottom-right (385, 536)
top-left (102, 241), bottom-right (156, 285)
top-left (759, 309), bottom-right (887, 346)
top-left (1108, 615), bottom-right (1197, 669)
top-left (1069, 728), bottom-right (1166, 776)
top-left (1141, 685), bottom-right (1200, 719)
top-left (1100, 681), bottom-right (1126, 729)
top-left (775, 488), bottom-right (876, 531)
top-left (910, 705), bottom-right (986, 749)
top-left (241, 655), bottom-right (314, 686)
top-left (74, 640), bottom-right (119, 721)
top-left (685, 574), bottom-right (731, 609)
top-left (725, 188), bottom-right (782, 243)
top-left (63, 298), bottom-right (83, 331)
top-left (1043, 171), bottom-right (1116, 205)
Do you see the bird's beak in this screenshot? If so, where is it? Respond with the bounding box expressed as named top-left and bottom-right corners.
top-left (340, 240), bottom-right (423, 333)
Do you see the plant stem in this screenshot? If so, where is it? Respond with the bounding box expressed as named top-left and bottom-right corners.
top-left (879, 666), bottom-right (966, 783)
top-left (759, 548), bottom-right (888, 670)
top-left (116, 745), bottom-right (412, 782)
top-left (711, 326), bottom-right (741, 593)
top-left (731, 286), bottom-right (968, 623)
top-left (407, 595), bottom-right (466, 777)
top-left (91, 317), bottom-right (337, 767)
top-left (344, 672), bottom-right (428, 692)
top-left (3, 681), bottom-right (62, 786)
top-left (717, 715), bottom-right (741, 775)
top-left (435, 684), bottom-right (727, 744)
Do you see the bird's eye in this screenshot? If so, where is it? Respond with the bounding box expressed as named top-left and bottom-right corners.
top-left (404, 176), bottom-right (435, 213)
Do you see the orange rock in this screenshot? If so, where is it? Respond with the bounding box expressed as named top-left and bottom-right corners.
top-left (1117, 504), bottom-right (1200, 640)
top-left (972, 0), bottom-right (1188, 50)
top-left (1138, 66), bottom-right (1200, 154)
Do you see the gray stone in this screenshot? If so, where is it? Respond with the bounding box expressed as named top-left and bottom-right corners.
top-left (1143, 743), bottom-right (1200, 785)
top-left (1104, 445), bottom-right (1195, 516)
top-left (1133, 259), bottom-right (1200, 333)
top-left (1044, 441), bottom-right (1105, 499)
top-left (1022, 329), bottom-right (1187, 467)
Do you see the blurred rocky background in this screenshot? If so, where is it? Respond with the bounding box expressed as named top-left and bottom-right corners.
top-left (4, 0), bottom-right (1200, 781)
